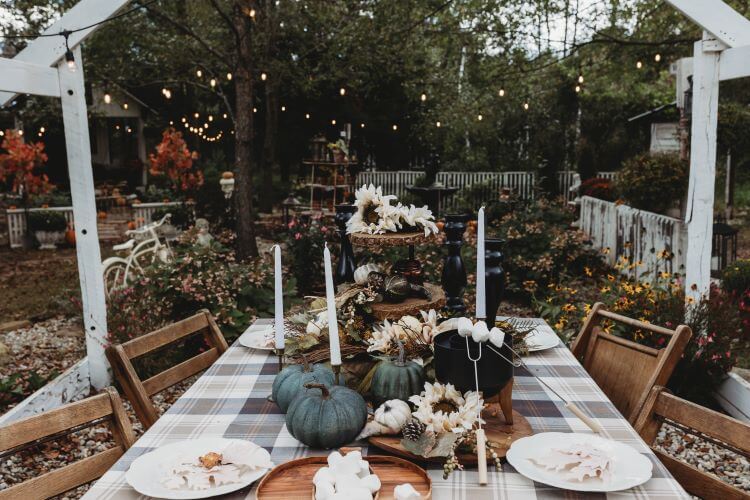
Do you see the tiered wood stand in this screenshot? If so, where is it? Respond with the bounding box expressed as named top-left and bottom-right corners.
top-left (349, 231), bottom-right (445, 321)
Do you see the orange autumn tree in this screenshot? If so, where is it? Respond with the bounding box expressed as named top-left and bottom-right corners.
top-left (149, 128), bottom-right (203, 192)
top-left (0, 129), bottom-right (52, 197)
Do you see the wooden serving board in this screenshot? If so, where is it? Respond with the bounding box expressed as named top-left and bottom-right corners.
top-left (256, 454), bottom-right (432, 499)
top-left (369, 410), bottom-right (532, 464)
top-left (369, 283), bottom-right (446, 321)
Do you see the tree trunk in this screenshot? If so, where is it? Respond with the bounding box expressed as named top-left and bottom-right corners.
top-left (233, 1), bottom-right (259, 259)
top-left (260, 80), bottom-right (279, 212)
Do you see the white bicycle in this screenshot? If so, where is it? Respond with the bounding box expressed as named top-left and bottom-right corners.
top-left (102, 214), bottom-right (173, 297)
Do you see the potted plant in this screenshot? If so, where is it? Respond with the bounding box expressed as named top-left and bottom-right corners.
top-left (327, 139), bottom-right (349, 163)
top-left (616, 152), bottom-right (688, 216)
top-left (28, 210), bottom-right (67, 249)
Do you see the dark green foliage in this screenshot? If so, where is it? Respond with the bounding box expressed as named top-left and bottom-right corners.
top-left (616, 153), bottom-right (688, 214)
top-left (27, 210), bottom-right (67, 232)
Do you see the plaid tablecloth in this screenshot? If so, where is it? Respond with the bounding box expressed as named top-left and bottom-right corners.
top-left (84, 318), bottom-right (689, 499)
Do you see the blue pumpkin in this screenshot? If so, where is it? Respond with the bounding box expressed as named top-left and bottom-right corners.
top-left (285, 382), bottom-right (367, 449)
top-left (272, 359), bottom-right (335, 412)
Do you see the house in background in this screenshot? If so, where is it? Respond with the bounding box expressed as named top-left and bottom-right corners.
top-left (88, 86), bottom-right (152, 187)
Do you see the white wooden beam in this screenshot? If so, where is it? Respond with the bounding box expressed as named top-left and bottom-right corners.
top-left (0, 59), bottom-right (60, 97)
top-left (666, 0), bottom-right (750, 48)
top-left (685, 35), bottom-right (721, 303)
top-left (719, 45), bottom-right (750, 81)
top-left (58, 47), bottom-right (110, 389)
top-left (0, 0), bottom-right (131, 106)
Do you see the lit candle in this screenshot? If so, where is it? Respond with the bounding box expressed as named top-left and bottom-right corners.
top-left (274, 245), bottom-right (284, 350)
top-left (476, 206), bottom-right (486, 319)
top-left (323, 243), bottom-right (342, 366)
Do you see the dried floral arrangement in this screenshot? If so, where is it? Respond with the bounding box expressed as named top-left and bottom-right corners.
top-left (346, 184), bottom-right (439, 236)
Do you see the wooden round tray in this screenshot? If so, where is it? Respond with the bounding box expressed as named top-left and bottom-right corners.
top-left (369, 283), bottom-right (446, 321)
top-left (256, 454), bottom-right (432, 499)
top-left (349, 231), bottom-right (437, 248)
top-left (369, 410), bottom-right (532, 464)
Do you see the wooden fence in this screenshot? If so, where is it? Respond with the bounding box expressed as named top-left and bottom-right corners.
top-left (578, 196), bottom-right (687, 279)
top-left (355, 171), bottom-right (536, 212)
top-left (6, 201), bottom-right (185, 248)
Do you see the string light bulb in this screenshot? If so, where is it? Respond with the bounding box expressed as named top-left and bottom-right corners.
top-left (654, 53), bottom-right (661, 62)
top-left (436, 121), bottom-right (441, 127)
top-left (392, 124), bottom-right (398, 131)
top-left (477, 114), bottom-right (483, 121)
top-left (253, 107), bottom-right (257, 113)
top-left (305, 113), bottom-right (310, 119)
top-left (339, 87), bottom-right (346, 96)
top-left (360, 123), bottom-right (365, 128)
top-left (169, 120), bottom-right (174, 125)
top-left (196, 69), bottom-right (203, 78)
top-left (162, 88), bottom-right (172, 99)
top-left (210, 78), bottom-right (217, 88)
top-left (523, 101), bottom-right (529, 111)
top-left (331, 119), bottom-right (336, 125)
top-left (222, 113), bottom-right (228, 119)
top-left (249, 8), bottom-right (256, 17)
top-left (103, 93), bottom-right (111, 104)
top-left (194, 112), bottom-right (200, 118)
top-left (578, 72), bottom-right (584, 84)
top-left (636, 60), bottom-right (643, 69)
top-left (260, 72), bottom-right (267, 81)
top-left (498, 87), bottom-right (505, 97)
top-left (39, 126), bottom-right (45, 133)
top-left (420, 93), bottom-right (427, 102)
top-left (122, 103), bottom-right (129, 110)
top-left (208, 115), bottom-right (214, 122)
top-left (575, 84), bottom-right (582, 93)
top-left (181, 117), bottom-right (187, 123)
top-left (281, 105), bottom-right (286, 111)
top-left (63, 32), bottom-right (75, 72)
top-left (226, 72), bottom-right (233, 80)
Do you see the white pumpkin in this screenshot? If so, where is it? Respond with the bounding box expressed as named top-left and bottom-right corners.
top-left (374, 399), bottom-right (412, 433)
top-left (354, 263), bottom-right (381, 285)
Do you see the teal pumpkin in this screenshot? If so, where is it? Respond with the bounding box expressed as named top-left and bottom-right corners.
top-left (285, 382), bottom-right (367, 449)
top-left (370, 338), bottom-right (425, 406)
top-left (272, 358), bottom-right (335, 412)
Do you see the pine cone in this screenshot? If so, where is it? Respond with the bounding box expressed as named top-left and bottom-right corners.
top-left (402, 419), bottom-right (427, 441)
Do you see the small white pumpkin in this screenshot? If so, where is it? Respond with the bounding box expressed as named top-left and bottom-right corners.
top-left (354, 263), bottom-right (381, 285)
top-left (374, 399), bottom-right (412, 432)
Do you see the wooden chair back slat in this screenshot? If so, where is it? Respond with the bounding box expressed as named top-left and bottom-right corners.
top-left (634, 386), bottom-right (750, 500)
top-left (107, 309), bottom-right (228, 429)
top-left (0, 387), bottom-right (134, 499)
top-left (122, 313), bottom-right (213, 359)
top-left (571, 302), bottom-right (692, 423)
top-left (142, 348), bottom-right (220, 396)
top-left (0, 446), bottom-right (122, 500)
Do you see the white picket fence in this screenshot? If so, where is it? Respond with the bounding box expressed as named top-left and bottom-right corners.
top-left (557, 171), bottom-right (619, 202)
top-left (6, 207), bottom-right (75, 249)
top-left (6, 202), bottom-right (185, 248)
top-left (355, 171), bottom-right (536, 212)
top-left (578, 196), bottom-right (687, 279)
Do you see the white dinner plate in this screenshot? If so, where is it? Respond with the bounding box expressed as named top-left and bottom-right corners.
top-left (238, 325), bottom-right (275, 351)
top-left (126, 438), bottom-right (270, 499)
top-left (524, 326), bottom-right (561, 352)
top-left (506, 432), bottom-right (653, 492)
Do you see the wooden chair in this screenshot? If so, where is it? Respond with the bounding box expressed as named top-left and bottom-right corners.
top-left (106, 309), bottom-right (228, 429)
top-left (571, 302), bottom-right (692, 423)
top-left (0, 387), bottom-right (135, 499)
top-left (634, 385), bottom-right (750, 500)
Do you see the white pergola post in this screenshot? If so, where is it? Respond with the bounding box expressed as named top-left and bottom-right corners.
top-left (667, 0), bottom-right (750, 303)
top-left (0, 0), bottom-right (131, 390)
top-left (58, 47), bottom-right (110, 389)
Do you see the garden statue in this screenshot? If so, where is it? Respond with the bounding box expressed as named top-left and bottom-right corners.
top-left (195, 218), bottom-right (213, 247)
top-left (367, 271), bottom-right (432, 303)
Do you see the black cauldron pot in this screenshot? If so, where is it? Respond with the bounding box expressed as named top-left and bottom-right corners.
top-left (433, 329), bottom-right (513, 398)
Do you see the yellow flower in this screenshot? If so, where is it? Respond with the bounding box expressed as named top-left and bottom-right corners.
top-left (562, 304), bottom-right (577, 313)
top-left (583, 304), bottom-right (591, 314)
top-left (584, 267), bottom-right (592, 277)
top-left (600, 286), bottom-right (611, 293)
top-left (607, 274), bottom-right (615, 282)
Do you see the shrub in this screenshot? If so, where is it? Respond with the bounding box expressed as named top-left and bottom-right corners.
top-left (580, 177), bottom-right (615, 202)
top-left (107, 231), bottom-right (290, 347)
top-left (485, 198), bottom-right (605, 296)
top-left (28, 210), bottom-right (67, 232)
top-left (286, 215), bottom-right (332, 296)
top-left (616, 152), bottom-right (688, 214)
top-left (722, 259), bottom-right (750, 296)
top-left (149, 128), bottom-right (203, 193)
top-left (152, 205), bottom-right (193, 229)
top-left (538, 270), bottom-right (749, 404)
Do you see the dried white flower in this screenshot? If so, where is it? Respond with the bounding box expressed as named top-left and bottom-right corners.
top-left (409, 381), bottom-right (484, 434)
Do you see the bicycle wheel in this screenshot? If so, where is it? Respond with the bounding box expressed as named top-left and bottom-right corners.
top-left (103, 259), bottom-right (128, 298)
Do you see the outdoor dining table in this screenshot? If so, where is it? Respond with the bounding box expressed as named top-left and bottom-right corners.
top-left (83, 317), bottom-right (690, 499)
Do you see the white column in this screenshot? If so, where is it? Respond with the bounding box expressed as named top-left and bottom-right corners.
top-left (685, 33), bottom-right (722, 304)
top-left (58, 47), bottom-right (110, 389)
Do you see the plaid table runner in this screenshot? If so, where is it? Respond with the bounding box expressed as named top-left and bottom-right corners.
top-left (84, 318), bottom-right (689, 499)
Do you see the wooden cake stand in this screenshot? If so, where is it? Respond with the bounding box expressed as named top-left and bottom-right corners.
top-left (369, 283), bottom-right (446, 321)
top-left (349, 231), bottom-right (436, 248)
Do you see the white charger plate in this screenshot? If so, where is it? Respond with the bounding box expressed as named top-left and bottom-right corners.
top-left (524, 326), bottom-right (561, 352)
top-left (506, 432), bottom-right (653, 492)
top-left (126, 438), bottom-right (270, 499)
top-left (238, 325), bottom-right (275, 351)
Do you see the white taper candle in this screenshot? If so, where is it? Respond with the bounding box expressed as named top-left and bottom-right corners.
top-left (476, 206), bottom-right (486, 319)
top-left (273, 244), bottom-right (285, 350)
top-left (323, 243), bottom-right (342, 365)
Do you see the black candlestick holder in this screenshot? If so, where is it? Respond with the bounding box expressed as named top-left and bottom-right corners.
top-left (334, 204), bottom-right (357, 285)
top-left (483, 238), bottom-right (506, 329)
top-left (441, 214), bottom-right (468, 315)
